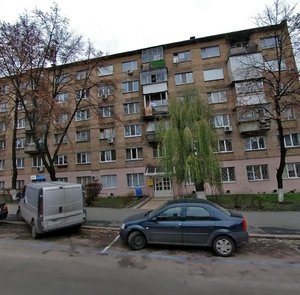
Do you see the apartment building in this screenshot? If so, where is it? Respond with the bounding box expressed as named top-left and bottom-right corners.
top-left (0, 21), bottom-right (299, 198)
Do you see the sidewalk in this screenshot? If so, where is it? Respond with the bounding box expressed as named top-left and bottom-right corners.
top-left (4, 202), bottom-right (300, 237)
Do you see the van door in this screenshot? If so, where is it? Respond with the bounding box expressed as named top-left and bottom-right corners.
top-left (43, 188), bottom-right (65, 230)
top-left (63, 186), bottom-right (84, 224)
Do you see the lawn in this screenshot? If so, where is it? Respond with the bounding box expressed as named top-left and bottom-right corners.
top-left (91, 196), bottom-right (143, 208)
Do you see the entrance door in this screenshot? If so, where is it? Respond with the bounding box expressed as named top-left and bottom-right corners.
top-left (154, 177), bottom-right (173, 197)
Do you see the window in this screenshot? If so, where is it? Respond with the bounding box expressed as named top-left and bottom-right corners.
top-left (265, 59), bottom-right (287, 71)
top-left (55, 73), bottom-right (69, 84)
top-left (16, 180), bottom-right (24, 190)
top-left (213, 114), bottom-right (230, 128)
top-left (0, 180), bottom-right (4, 188)
top-left (98, 85), bottom-right (114, 97)
top-left (153, 146), bottom-right (164, 158)
top-left (98, 65), bottom-right (113, 76)
top-left (260, 36), bottom-right (279, 49)
top-left (55, 92), bottom-right (68, 103)
top-left (76, 130), bottom-right (90, 142)
top-left (100, 128), bottom-right (115, 140)
top-left (77, 176), bottom-right (92, 187)
top-left (142, 46), bottom-right (163, 63)
top-left (126, 147), bottom-right (143, 160)
top-left (32, 156), bottom-right (43, 167)
top-left (203, 68), bottom-right (224, 81)
top-left (122, 81), bottom-right (139, 93)
top-left (157, 207), bottom-right (182, 221)
top-left (0, 102), bottom-right (7, 112)
top-left (175, 72), bottom-right (193, 85)
top-left (173, 51), bottom-right (191, 63)
top-left (218, 139), bottom-right (232, 153)
top-left (235, 81), bottom-right (264, 95)
top-left (0, 84), bottom-right (9, 95)
top-left (207, 90), bottom-right (227, 104)
top-left (76, 70), bottom-right (88, 80)
top-left (186, 206), bottom-right (211, 220)
top-left (99, 105), bottom-right (114, 118)
top-left (0, 122), bottom-right (5, 131)
top-left (76, 152), bottom-right (91, 164)
top-left (122, 61), bottom-right (137, 72)
top-left (0, 160), bottom-right (4, 170)
top-left (284, 133), bottom-right (300, 147)
top-left (246, 164), bottom-right (269, 181)
top-left (76, 89), bottom-right (89, 100)
top-left (283, 163), bottom-right (300, 179)
top-left (123, 102), bottom-right (140, 114)
top-left (101, 175), bottom-right (117, 189)
top-left (127, 173), bottom-right (144, 188)
top-left (17, 118), bottom-right (25, 129)
top-left (16, 138), bottom-right (25, 149)
top-left (55, 113), bottom-right (69, 124)
top-left (282, 106), bottom-right (295, 121)
top-left (56, 177), bottom-right (68, 182)
top-left (100, 150), bottom-right (116, 162)
top-left (54, 155), bottom-right (68, 166)
top-left (245, 137), bottom-right (266, 151)
top-left (0, 139), bottom-right (5, 150)
top-left (221, 167), bottom-right (236, 183)
top-left (140, 69), bottom-right (167, 85)
top-left (124, 124), bottom-right (141, 137)
top-left (201, 46), bottom-right (220, 59)
top-left (53, 133), bottom-right (68, 144)
top-left (16, 158), bottom-right (25, 169)
top-left (75, 109), bottom-right (90, 121)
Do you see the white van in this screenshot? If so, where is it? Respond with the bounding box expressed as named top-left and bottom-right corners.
top-left (17, 182), bottom-right (86, 238)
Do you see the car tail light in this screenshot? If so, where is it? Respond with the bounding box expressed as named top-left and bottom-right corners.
top-left (242, 217), bottom-right (247, 232)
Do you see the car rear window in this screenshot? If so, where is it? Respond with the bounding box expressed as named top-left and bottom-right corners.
top-left (211, 202), bottom-right (231, 216)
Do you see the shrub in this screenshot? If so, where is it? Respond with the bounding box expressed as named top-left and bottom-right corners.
top-left (85, 182), bottom-right (103, 206)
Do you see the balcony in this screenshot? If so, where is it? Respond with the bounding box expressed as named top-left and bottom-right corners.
top-left (238, 119), bottom-right (271, 135)
top-left (24, 142), bottom-right (46, 153)
top-left (146, 131), bottom-right (157, 143)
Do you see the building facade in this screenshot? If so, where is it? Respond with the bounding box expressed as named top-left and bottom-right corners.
top-left (0, 21), bottom-right (299, 197)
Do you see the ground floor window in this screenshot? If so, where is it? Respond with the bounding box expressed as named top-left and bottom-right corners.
top-left (246, 164), bottom-right (269, 181)
top-left (127, 173), bottom-right (144, 188)
top-left (101, 175), bottom-right (117, 189)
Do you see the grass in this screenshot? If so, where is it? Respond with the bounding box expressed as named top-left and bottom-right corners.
top-left (90, 196), bottom-right (143, 208)
top-left (207, 193), bottom-right (300, 211)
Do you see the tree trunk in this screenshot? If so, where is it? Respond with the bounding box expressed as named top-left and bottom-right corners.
top-left (11, 101), bottom-right (18, 199)
top-left (48, 164), bottom-right (57, 181)
top-left (195, 182), bottom-right (206, 199)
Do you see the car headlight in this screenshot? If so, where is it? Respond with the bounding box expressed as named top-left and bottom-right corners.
top-left (121, 223), bottom-right (126, 230)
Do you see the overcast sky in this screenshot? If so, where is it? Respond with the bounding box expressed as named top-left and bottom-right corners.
top-left (0, 0), bottom-right (295, 55)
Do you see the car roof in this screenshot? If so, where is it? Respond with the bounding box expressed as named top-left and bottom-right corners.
top-left (165, 198), bottom-right (214, 206)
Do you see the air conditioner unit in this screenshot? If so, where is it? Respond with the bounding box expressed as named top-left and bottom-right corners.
top-left (127, 70), bottom-right (133, 75)
top-left (38, 166), bottom-right (44, 172)
top-left (224, 126), bottom-right (233, 133)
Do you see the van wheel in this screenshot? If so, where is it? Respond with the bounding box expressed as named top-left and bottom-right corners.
top-left (31, 221), bottom-right (39, 239)
top-left (16, 209), bottom-right (23, 221)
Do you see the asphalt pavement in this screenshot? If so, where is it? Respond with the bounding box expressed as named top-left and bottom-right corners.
top-left (4, 201), bottom-right (300, 237)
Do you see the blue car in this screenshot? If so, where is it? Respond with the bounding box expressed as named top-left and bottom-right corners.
top-left (120, 199), bottom-right (248, 257)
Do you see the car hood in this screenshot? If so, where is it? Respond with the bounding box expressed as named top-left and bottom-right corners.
top-left (123, 211), bottom-right (149, 223)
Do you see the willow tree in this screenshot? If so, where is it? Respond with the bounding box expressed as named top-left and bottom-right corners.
top-left (158, 88), bottom-right (221, 199)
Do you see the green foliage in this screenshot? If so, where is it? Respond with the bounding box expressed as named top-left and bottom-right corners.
top-left (158, 87), bottom-right (221, 191)
top-left (91, 196), bottom-right (140, 208)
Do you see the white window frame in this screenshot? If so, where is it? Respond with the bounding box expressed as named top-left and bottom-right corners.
top-left (260, 36), bottom-right (279, 49)
top-left (0, 139), bottom-right (5, 150)
top-left (284, 133), bottom-right (300, 148)
top-left (126, 147), bottom-right (143, 161)
top-left (75, 109), bottom-right (90, 121)
top-left (0, 103), bottom-right (7, 112)
top-left (265, 59), bottom-right (287, 71)
top-left (16, 138), bottom-right (25, 149)
top-left (76, 130), bottom-right (90, 142)
top-left (16, 158), bottom-right (25, 169)
top-left (99, 128), bottom-right (115, 140)
top-left (246, 164), bottom-right (269, 181)
top-left (127, 173), bottom-right (144, 188)
top-left (218, 139), bottom-right (232, 153)
top-left (17, 118), bottom-right (25, 129)
top-left (0, 122), bottom-right (5, 131)
top-left (98, 65), bottom-right (113, 76)
top-left (56, 92), bottom-right (68, 103)
top-left (53, 133), bottom-right (68, 145)
top-left (123, 102), bottom-right (140, 114)
top-left (76, 152), bottom-right (91, 164)
top-left (32, 156), bottom-right (43, 167)
top-left (245, 136), bottom-right (266, 151)
top-left (99, 105), bottom-right (114, 118)
top-left (282, 106), bottom-right (295, 121)
top-left (76, 89), bottom-right (89, 100)
top-left (207, 90), bottom-right (227, 104)
top-left (201, 46), bottom-right (220, 59)
top-left (122, 81), bottom-right (139, 93)
top-left (175, 72), bottom-right (194, 85)
top-left (54, 155), bottom-right (68, 166)
top-left (221, 167), bottom-right (236, 183)
top-left (55, 113), bottom-right (69, 124)
top-left (213, 114), bottom-right (230, 128)
top-left (173, 51), bottom-right (191, 63)
top-left (124, 124), bottom-right (141, 137)
top-left (98, 85), bottom-right (114, 97)
top-left (0, 160), bottom-right (4, 171)
top-left (203, 68), bottom-right (224, 81)
top-left (122, 61), bottom-right (137, 72)
top-left (101, 175), bottom-right (117, 189)
top-left (100, 150), bottom-right (116, 163)
top-left (283, 162), bottom-right (300, 179)
top-left (76, 70), bottom-right (88, 80)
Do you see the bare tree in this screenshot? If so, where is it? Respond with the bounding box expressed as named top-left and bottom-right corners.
top-left (0, 4), bottom-right (104, 190)
top-left (233, 0), bottom-right (300, 202)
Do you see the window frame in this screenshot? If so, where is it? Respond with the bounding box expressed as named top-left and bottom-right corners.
top-left (201, 46), bottom-right (220, 59)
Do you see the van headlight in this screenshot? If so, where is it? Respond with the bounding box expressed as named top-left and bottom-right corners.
top-left (121, 223), bottom-right (126, 230)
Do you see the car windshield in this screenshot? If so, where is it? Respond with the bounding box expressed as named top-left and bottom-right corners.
top-left (147, 202), bottom-right (168, 218)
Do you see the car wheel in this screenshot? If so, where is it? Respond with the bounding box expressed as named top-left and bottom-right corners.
top-left (16, 209), bottom-right (23, 221)
top-left (128, 231), bottom-right (146, 250)
top-left (31, 221), bottom-right (39, 239)
top-left (213, 235), bottom-right (235, 257)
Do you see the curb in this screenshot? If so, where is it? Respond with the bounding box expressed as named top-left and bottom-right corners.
top-left (2, 220), bottom-right (300, 240)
